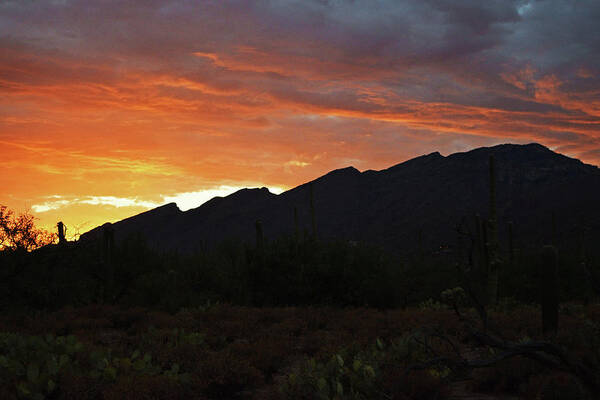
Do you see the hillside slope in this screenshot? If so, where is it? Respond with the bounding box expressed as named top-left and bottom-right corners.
top-left (80, 143), bottom-right (600, 255)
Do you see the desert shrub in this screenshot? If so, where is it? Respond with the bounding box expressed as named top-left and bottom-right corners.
top-left (0, 332), bottom-right (83, 399)
top-left (280, 348), bottom-right (381, 399)
top-left (0, 331), bottom-right (195, 400)
top-left (280, 334), bottom-right (450, 400)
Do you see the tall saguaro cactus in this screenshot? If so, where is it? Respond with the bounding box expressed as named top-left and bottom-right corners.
top-left (293, 206), bottom-right (299, 243)
top-left (489, 155), bottom-right (497, 226)
top-left (255, 220), bottom-right (264, 250)
top-left (474, 214), bottom-right (488, 274)
top-left (309, 182), bottom-right (317, 241)
top-left (57, 221), bottom-right (66, 245)
top-left (551, 211), bottom-right (557, 246)
top-left (486, 154), bottom-right (500, 305)
top-left (541, 245), bottom-right (559, 335)
top-left (508, 221), bottom-right (514, 269)
top-left (578, 227), bottom-right (599, 302)
top-left (102, 223), bottom-right (115, 303)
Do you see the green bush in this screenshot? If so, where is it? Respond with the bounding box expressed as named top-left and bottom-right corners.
top-left (280, 334), bottom-right (449, 400)
top-left (280, 343), bottom-right (383, 399)
top-left (0, 333), bottom-right (83, 399)
top-left (0, 331), bottom-right (195, 399)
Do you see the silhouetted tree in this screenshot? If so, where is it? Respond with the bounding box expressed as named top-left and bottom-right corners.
top-left (0, 205), bottom-right (55, 252)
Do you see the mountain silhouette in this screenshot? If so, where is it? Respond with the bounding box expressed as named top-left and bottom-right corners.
top-left (80, 143), bottom-right (600, 256)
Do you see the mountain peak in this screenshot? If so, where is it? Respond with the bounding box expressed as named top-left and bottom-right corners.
top-left (447, 142), bottom-right (563, 162)
top-left (229, 186), bottom-right (274, 198)
top-left (309, 166), bottom-right (361, 186)
top-left (324, 166), bottom-right (360, 176)
top-left (385, 151), bottom-right (444, 172)
top-left (466, 142), bottom-right (551, 154)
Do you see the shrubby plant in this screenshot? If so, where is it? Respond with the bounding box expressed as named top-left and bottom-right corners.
top-left (0, 330), bottom-right (196, 399)
top-left (0, 333), bottom-right (83, 399)
top-left (0, 205), bottom-right (55, 252)
top-left (281, 334), bottom-right (450, 399)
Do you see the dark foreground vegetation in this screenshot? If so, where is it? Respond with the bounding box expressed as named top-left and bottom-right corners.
top-left (0, 302), bottom-right (599, 399)
top-left (1, 220), bottom-right (597, 313)
top-left (1, 226), bottom-right (599, 399)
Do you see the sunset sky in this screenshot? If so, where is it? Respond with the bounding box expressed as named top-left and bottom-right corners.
top-left (1, 0), bottom-right (599, 238)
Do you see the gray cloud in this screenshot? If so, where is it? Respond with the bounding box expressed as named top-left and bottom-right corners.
top-left (1, 0), bottom-right (598, 160)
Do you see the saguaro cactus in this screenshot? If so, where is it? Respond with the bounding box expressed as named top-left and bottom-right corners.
top-left (102, 223), bottom-right (115, 302)
top-left (474, 214), bottom-right (487, 273)
top-left (551, 211), bottom-right (557, 246)
top-left (57, 221), bottom-right (66, 245)
top-left (294, 206), bottom-right (299, 243)
top-left (578, 227), bottom-right (598, 303)
top-left (309, 182), bottom-right (317, 241)
top-left (255, 220), bottom-right (264, 250)
top-left (508, 221), bottom-right (514, 269)
top-left (486, 154), bottom-right (500, 305)
top-left (541, 245), bottom-right (559, 335)
top-left (489, 155), bottom-right (497, 225)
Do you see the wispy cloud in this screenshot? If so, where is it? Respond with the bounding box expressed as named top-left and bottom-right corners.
top-left (31, 184), bottom-right (287, 215)
top-left (31, 196), bottom-right (161, 213)
top-left (78, 196), bottom-right (161, 209)
top-left (31, 200), bottom-right (70, 213)
top-left (285, 160), bottom-right (311, 168)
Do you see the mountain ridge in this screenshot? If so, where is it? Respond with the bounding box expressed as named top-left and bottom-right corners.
top-left (80, 143), bottom-right (600, 255)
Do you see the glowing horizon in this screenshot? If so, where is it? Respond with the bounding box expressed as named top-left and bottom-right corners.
top-left (24, 185), bottom-right (287, 239)
top-left (1, 0), bottom-right (598, 238)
